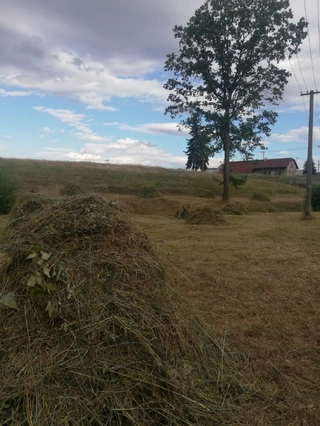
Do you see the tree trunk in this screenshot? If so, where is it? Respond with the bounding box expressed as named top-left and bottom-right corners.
top-left (222, 110), bottom-right (230, 202)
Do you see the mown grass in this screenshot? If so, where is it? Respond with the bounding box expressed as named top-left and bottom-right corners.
top-left (0, 157), bottom-right (316, 425)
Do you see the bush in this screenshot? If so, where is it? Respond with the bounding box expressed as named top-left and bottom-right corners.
top-left (137, 185), bottom-right (159, 198)
top-left (311, 184), bottom-right (320, 211)
top-left (0, 171), bottom-right (18, 214)
top-left (251, 192), bottom-right (271, 202)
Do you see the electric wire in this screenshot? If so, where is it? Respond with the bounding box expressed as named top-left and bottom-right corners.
top-left (318, 0), bottom-right (320, 52)
top-left (287, 55), bottom-right (308, 123)
top-left (304, 0), bottom-right (318, 90)
top-left (303, 0), bottom-right (320, 149)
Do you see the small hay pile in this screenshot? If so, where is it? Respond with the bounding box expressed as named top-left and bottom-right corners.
top-left (175, 204), bottom-right (191, 220)
top-left (5, 194), bottom-right (56, 231)
top-left (222, 202), bottom-right (249, 216)
top-left (251, 192), bottom-right (271, 202)
top-left (0, 195), bottom-right (247, 425)
top-left (60, 182), bottom-right (85, 196)
top-left (185, 205), bottom-right (227, 225)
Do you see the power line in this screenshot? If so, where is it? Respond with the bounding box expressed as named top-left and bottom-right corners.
top-left (295, 54), bottom-right (308, 92)
top-left (304, 0), bottom-right (318, 90)
top-left (303, 0), bottom-right (320, 146)
top-left (318, 0), bottom-right (320, 52)
top-left (287, 55), bottom-right (308, 123)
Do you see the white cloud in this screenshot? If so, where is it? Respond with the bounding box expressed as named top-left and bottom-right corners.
top-left (277, 150), bottom-right (290, 156)
top-left (34, 106), bottom-right (107, 142)
top-left (103, 122), bottom-right (120, 127)
top-left (120, 122), bottom-right (189, 136)
top-left (0, 88), bottom-right (36, 97)
top-left (270, 127), bottom-right (315, 143)
top-left (35, 137), bottom-right (188, 168)
top-left (42, 126), bottom-right (54, 133)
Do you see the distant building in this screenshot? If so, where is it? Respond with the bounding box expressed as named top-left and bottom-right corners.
top-left (217, 158), bottom-right (298, 176)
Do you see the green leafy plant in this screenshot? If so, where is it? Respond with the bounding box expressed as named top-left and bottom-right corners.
top-left (311, 184), bottom-right (320, 211)
top-left (0, 171), bottom-right (18, 214)
top-left (26, 247), bottom-right (56, 301)
top-left (137, 185), bottom-right (159, 198)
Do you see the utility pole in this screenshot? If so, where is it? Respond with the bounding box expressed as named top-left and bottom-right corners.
top-left (301, 90), bottom-right (320, 218)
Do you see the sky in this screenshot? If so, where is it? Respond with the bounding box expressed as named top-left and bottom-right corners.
top-left (1, 0), bottom-right (320, 170)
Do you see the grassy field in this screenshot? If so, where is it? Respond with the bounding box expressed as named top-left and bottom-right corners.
top-left (1, 158), bottom-right (319, 424)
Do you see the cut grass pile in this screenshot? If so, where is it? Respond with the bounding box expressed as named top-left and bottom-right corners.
top-left (251, 192), bottom-right (271, 202)
top-left (175, 204), bottom-right (227, 225)
top-left (0, 194), bottom-right (251, 425)
top-left (222, 202), bottom-right (249, 215)
top-left (5, 194), bottom-right (56, 232)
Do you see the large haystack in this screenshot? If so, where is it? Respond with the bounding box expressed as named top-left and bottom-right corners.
top-left (0, 195), bottom-right (249, 425)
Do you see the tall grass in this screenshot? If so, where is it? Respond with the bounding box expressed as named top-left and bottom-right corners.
top-left (0, 157), bottom-right (305, 199)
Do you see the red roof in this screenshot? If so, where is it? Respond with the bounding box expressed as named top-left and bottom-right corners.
top-left (228, 158), bottom-right (298, 174)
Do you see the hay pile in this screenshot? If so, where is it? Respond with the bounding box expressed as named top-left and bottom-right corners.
top-left (176, 204), bottom-right (227, 225)
top-left (0, 195), bottom-right (248, 425)
top-left (5, 194), bottom-right (56, 232)
top-left (222, 202), bottom-right (249, 216)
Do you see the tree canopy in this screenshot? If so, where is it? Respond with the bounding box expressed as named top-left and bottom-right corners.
top-left (303, 159), bottom-right (317, 175)
top-left (184, 113), bottom-right (214, 171)
top-left (164, 0), bottom-right (307, 201)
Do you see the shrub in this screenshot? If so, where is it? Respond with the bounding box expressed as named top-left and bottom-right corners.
top-left (251, 192), bottom-right (271, 202)
top-left (0, 171), bottom-right (18, 214)
top-left (311, 184), bottom-right (320, 211)
top-left (230, 174), bottom-right (247, 190)
top-left (137, 185), bottom-right (159, 198)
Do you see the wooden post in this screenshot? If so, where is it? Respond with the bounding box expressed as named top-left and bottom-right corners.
top-left (301, 90), bottom-right (320, 218)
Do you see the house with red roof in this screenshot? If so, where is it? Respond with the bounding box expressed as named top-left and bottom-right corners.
top-left (217, 158), bottom-right (298, 176)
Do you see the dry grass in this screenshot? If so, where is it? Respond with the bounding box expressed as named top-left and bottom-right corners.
top-left (0, 194), bottom-right (254, 425)
top-left (133, 211), bottom-right (320, 425)
top-left (0, 159), bottom-right (318, 425)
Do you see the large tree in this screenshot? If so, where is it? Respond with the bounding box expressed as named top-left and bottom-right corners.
top-left (164, 0), bottom-right (307, 201)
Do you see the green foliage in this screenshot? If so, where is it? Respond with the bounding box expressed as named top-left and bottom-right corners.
top-left (311, 185), bottom-right (320, 211)
top-left (137, 185), bottom-right (159, 198)
top-left (164, 0), bottom-right (307, 200)
top-left (251, 192), bottom-right (271, 202)
top-left (230, 174), bottom-right (247, 190)
top-left (0, 171), bottom-right (18, 214)
top-left (302, 159), bottom-right (317, 175)
top-left (185, 112), bottom-right (215, 171)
